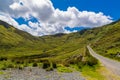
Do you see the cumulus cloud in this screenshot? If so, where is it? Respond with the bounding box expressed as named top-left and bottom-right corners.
top-left (0, 13), bottom-right (39, 36)
top-left (0, 0), bottom-right (113, 36)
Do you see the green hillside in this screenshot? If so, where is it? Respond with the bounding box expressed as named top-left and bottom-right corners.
top-left (0, 19), bottom-right (120, 70)
top-left (91, 20), bottom-right (120, 61)
top-left (0, 20), bottom-right (97, 70)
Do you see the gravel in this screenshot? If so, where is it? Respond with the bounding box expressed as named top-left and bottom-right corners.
top-left (0, 67), bottom-right (85, 80)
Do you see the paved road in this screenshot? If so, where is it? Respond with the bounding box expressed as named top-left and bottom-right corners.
top-left (87, 45), bottom-right (120, 76)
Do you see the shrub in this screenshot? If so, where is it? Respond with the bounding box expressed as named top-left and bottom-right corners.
top-left (62, 62), bottom-right (70, 67)
top-left (23, 62), bottom-right (28, 67)
top-left (42, 62), bottom-right (50, 69)
top-left (52, 63), bottom-right (57, 68)
top-left (86, 56), bottom-right (98, 66)
top-left (18, 66), bottom-right (24, 70)
top-left (32, 62), bottom-right (38, 67)
top-left (1, 67), bottom-right (6, 70)
top-left (0, 57), bottom-right (7, 61)
top-left (77, 62), bottom-right (84, 69)
top-left (7, 64), bottom-right (14, 68)
top-left (15, 60), bottom-right (23, 64)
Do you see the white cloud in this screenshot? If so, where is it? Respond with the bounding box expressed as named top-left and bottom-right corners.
top-left (9, 2), bottom-right (22, 10)
top-left (0, 13), bottom-right (18, 27)
top-left (0, 0), bottom-right (113, 36)
top-left (0, 13), bottom-right (39, 36)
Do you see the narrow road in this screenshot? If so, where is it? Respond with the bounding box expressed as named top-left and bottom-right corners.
top-left (87, 45), bottom-right (120, 76)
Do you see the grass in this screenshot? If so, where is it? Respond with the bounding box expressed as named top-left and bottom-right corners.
top-left (0, 19), bottom-right (120, 79)
top-left (70, 63), bottom-right (106, 80)
top-left (57, 64), bottom-right (73, 73)
top-left (81, 61), bottom-right (120, 80)
top-left (0, 71), bottom-right (4, 75)
top-left (81, 65), bottom-right (105, 80)
top-left (97, 64), bottom-right (120, 80)
top-left (91, 20), bottom-right (120, 61)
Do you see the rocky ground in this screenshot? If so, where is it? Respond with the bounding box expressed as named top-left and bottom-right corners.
top-left (0, 67), bottom-right (85, 80)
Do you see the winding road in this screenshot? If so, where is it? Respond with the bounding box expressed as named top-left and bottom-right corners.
top-left (87, 45), bottom-right (120, 76)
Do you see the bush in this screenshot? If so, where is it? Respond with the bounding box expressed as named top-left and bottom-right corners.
top-left (7, 64), bottom-right (14, 68)
top-left (23, 62), bottom-right (28, 67)
top-left (0, 57), bottom-right (7, 61)
top-left (52, 63), bottom-right (57, 68)
top-left (15, 60), bottom-right (24, 64)
top-left (28, 60), bottom-right (34, 63)
top-left (42, 62), bottom-right (50, 69)
top-left (32, 63), bottom-right (38, 67)
top-left (86, 56), bottom-right (98, 66)
top-left (77, 62), bottom-right (84, 69)
top-left (1, 67), bottom-right (6, 70)
top-left (18, 66), bottom-right (24, 70)
top-left (62, 62), bottom-right (70, 67)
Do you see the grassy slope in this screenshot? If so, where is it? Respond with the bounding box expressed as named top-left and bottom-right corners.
top-left (0, 20), bottom-right (54, 58)
top-left (0, 19), bottom-right (120, 62)
top-left (0, 21), bottom-right (84, 62)
top-left (0, 20), bottom-right (120, 79)
top-left (0, 20), bottom-right (97, 70)
top-left (91, 20), bottom-right (120, 61)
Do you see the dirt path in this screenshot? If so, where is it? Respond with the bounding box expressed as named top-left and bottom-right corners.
top-left (87, 45), bottom-right (120, 76)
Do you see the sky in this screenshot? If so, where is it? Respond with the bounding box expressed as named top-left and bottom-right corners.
top-left (51, 0), bottom-right (120, 20)
top-left (0, 0), bottom-right (119, 36)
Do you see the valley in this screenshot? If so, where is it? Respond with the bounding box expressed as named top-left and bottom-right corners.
top-left (0, 19), bottom-right (120, 80)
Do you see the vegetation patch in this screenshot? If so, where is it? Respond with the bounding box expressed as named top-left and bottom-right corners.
top-left (0, 71), bottom-right (5, 75)
top-left (57, 64), bottom-right (73, 73)
top-left (81, 65), bottom-right (105, 80)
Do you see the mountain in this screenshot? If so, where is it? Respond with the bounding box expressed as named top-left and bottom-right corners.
top-left (0, 19), bottom-right (120, 70)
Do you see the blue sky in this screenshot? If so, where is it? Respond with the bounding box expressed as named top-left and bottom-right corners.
top-left (51, 0), bottom-right (120, 32)
top-left (0, 0), bottom-right (118, 36)
top-left (51, 0), bottom-right (119, 20)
